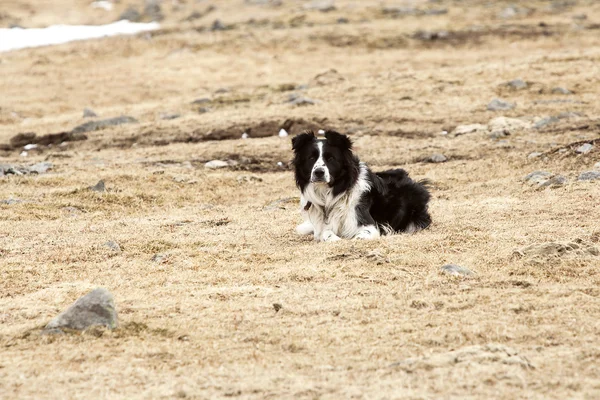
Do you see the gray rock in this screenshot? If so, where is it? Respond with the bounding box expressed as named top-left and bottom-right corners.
top-left (205, 160), bottom-right (229, 169)
top-left (539, 175), bottom-right (567, 188)
top-left (1, 198), bottom-right (23, 205)
top-left (337, 17), bottom-right (349, 24)
top-left (534, 116), bottom-right (559, 129)
top-left (452, 123), bottom-right (487, 136)
top-left (524, 171), bottom-right (553, 185)
top-left (551, 87), bottom-right (572, 95)
top-left (214, 88), bottom-right (230, 94)
top-left (197, 107), bottom-right (211, 114)
top-left (144, 0), bottom-right (164, 21)
top-left (578, 171), bottom-right (600, 181)
top-left (505, 79), bottom-right (527, 90)
top-left (557, 111), bottom-right (581, 119)
top-left (104, 241), bottom-right (121, 253)
top-left (304, 0), bottom-right (336, 12)
top-left (487, 98), bottom-right (515, 111)
top-left (211, 19), bottom-right (227, 31)
top-left (290, 97), bottom-right (316, 106)
top-left (119, 7), bottom-right (142, 22)
top-left (44, 288), bottom-right (118, 333)
top-left (594, 162), bottom-right (600, 170)
top-left (89, 180), bottom-right (106, 192)
top-left (83, 108), bottom-right (98, 118)
top-left (28, 162), bottom-right (52, 174)
top-left (575, 143), bottom-right (593, 154)
top-left (441, 264), bottom-right (473, 277)
top-left (160, 113), bottom-right (180, 120)
top-left (152, 253), bottom-right (169, 263)
top-left (192, 98), bottom-right (211, 105)
top-left (427, 153), bottom-right (448, 163)
top-left (71, 116), bottom-right (138, 134)
top-left (528, 152), bottom-right (543, 159)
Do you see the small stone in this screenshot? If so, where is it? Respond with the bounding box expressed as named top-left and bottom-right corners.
top-left (594, 162), bottom-right (600, 170)
top-left (528, 152), bottom-right (543, 159)
top-left (215, 88), bottom-right (229, 94)
top-left (427, 153), bottom-right (447, 163)
top-left (290, 97), bottom-right (316, 106)
top-left (71, 116), bottom-right (138, 134)
top-left (192, 98), bottom-right (211, 105)
top-left (534, 117), bottom-right (560, 129)
top-left (575, 143), bottom-right (593, 154)
top-left (104, 241), bottom-right (121, 253)
top-left (440, 130), bottom-right (448, 135)
top-left (83, 108), bottom-right (97, 118)
top-left (539, 175), bottom-right (567, 188)
top-left (144, 0), bottom-right (164, 21)
top-left (89, 180), bottom-right (106, 192)
top-left (197, 107), bottom-right (211, 114)
top-left (152, 253), bottom-right (169, 263)
top-left (524, 171), bottom-right (553, 185)
top-left (498, 6), bottom-right (518, 19)
top-left (488, 117), bottom-right (531, 133)
top-left (43, 288), bottom-right (118, 333)
top-left (278, 129), bottom-right (289, 137)
top-left (20, 151), bottom-right (28, 157)
top-left (277, 161), bottom-right (285, 168)
top-left (237, 175), bottom-right (263, 183)
top-left (160, 113), bottom-right (180, 120)
top-left (551, 87), bottom-right (572, 95)
top-left (211, 20), bottom-right (227, 31)
top-left (487, 98), bottom-right (515, 111)
top-left (441, 264), bottom-right (473, 277)
top-left (241, 133), bottom-right (249, 139)
top-left (119, 7), bottom-right (142, 22)
top-left (337, 17), bottom-right (349, 24)
top-left (452, 124), bottom-right (487, 136)
top-left (1, 198), bottom-right (23, 205)
top-left (205, 160), bottom-right (229, 169)
top-left (505, 79), bottom-right (528, 90)
top-left (304, 0), bottom-right (335, 12)
top-left (29, 162), bottom-right (52, 174)
top-left (273, 303), bottom-right (283, 312)
top-left (578, 171), bottom-right (600, 181)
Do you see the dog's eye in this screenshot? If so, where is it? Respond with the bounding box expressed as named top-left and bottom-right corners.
top-left (308, 155), bottom-right (317, 161)
top-left (326, 156), bottom-right (335, 162)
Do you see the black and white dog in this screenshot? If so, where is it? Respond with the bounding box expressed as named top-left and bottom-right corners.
top-left (292, 130), bottom-right (431, 242)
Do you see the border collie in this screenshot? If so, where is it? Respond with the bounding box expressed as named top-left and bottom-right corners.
top-left (292, 130), bottom-right (431, 242)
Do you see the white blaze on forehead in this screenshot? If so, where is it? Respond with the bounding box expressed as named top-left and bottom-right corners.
top-left (311, 141), bottom-right (331, 183)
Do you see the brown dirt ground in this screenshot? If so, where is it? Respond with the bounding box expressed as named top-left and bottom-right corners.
top-left (1, 0), bottom-right (600, 398)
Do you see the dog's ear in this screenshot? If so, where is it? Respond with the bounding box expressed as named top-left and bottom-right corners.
top-left (291, 131), bottom-right (315, 153)
top-left (324, 130), bottom-right (352, 151)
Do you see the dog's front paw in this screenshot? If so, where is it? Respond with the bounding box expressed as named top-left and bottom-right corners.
top-left (322, 230), bottom-right (341, 242)
top-left (354, 226), bottom-right (380, 240)
top-left (296, 221), bottom-right (314, 235)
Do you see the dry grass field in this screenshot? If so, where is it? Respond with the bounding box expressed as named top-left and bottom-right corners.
top-left (1, 0), bottom-right (600, 398)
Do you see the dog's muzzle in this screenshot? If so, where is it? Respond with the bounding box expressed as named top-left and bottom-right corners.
top-left (311, 168), bottom-right (326, 183)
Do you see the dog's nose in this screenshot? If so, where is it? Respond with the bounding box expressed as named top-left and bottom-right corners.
top-left (314, 169), bottom-right (325, 178)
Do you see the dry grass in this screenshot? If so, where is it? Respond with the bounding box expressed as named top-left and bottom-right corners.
top-left (1, 0), bottom-right (600, 398)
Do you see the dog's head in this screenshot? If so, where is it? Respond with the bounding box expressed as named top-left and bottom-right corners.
top-left (291, 130), bottom-right (359, 194)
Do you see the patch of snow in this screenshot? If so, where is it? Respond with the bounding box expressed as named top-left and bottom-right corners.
top-left (0, 20), bottom-right (160, 53)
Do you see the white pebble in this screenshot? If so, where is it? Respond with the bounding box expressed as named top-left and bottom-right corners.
top-left (241, 132), bottom-right (249, 139)
top-left (318, 129), bottom-right (325, 135)
top-left (20, 151), bottom-right (28, 157)
top-left (23, 144), bottom-right (38, 150)
top-left (91, 1), bottom-right (113, 11)
top-left (441, 131), bottom-right (448, 135)
top-left (278, 129), bottom-right (288, 138)
top-left (277, 162), bottom-right (284, 167)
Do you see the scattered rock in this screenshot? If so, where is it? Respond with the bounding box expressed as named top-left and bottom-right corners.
top-left (527, 152), bottom-right (543, 159)
top-left (192, 98), bottom-right (211, 105)
top-left (441, 264), bottom-right (473, 277)
top-left (237, 175), bottom-right (263, 183)
top-left (273, 303), bottom-right (282, 312)
top-left (390, 344), bottom-right (534, 371)
top-left (71, 116), bottom-right (138, 134)
top-left (594, 162), bottom-right (600, 170)
top-left (539, 175), bottom-right (567, 188)
top-left (311, 69), bottom-right (345, 86)
top-left (0, 162), bottom-right (53, 175)
top-left (160, 113), bottom-right (180, 120)
top-left (515, 239), bottom-right (599, 260)
top-left (0, 198), bottom-right (23, 205)
top-left (197, 107), bottom-right (211, 114)
top-left (205, 160), bottom-right (229, 169)
top-left (152, 253), bottom-right (169, 263)
top-left (43, 288), bottom-right (118, 333)
top-left (524, 171), bottom-right (553, 186)
top-left (498, 6), bottom-right (518, 19)
top-left (303, 0), bottom-right (335, 12)
top-left (551, 87), bottom-right (572, 95)
top-left (144, 0), bottom-right (164, 21)
top-left (426, 153), bottom-right (448, 163)
top-left (83, 108), bottom-right (97, 118)
top-left (29, 162), bottom-right (52, 174)
top-left (211, 19), bottom-right (227, 31)
top-left (534, 116), bottom-right (560, 129)
top-left (452, 124), bottom-right (487, 137)
top-left (290, 97), bottom-right (316, 106)
top-left (88, 180), bottom-right (106, 192)
top-left (119, 7), bottom-right (142, 22)
top-left (487, 98), bottom-right (515, 111)
top-left (578, 171), bottom-right (600, 181)
top-left (488, 116), bottom-right (531, 137)
top-left (337, 17), bottom-right (349, 24)
top-left (575, 143), bottom-right (593, 154)
top-left (104, 241), bottom-right (121, 253)
top-left (413, 30), bottom-right (449, 41)
top-left (215, 88), bottom-right (230, 94)
top-left (504, 79), bottom-right (528, 90)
